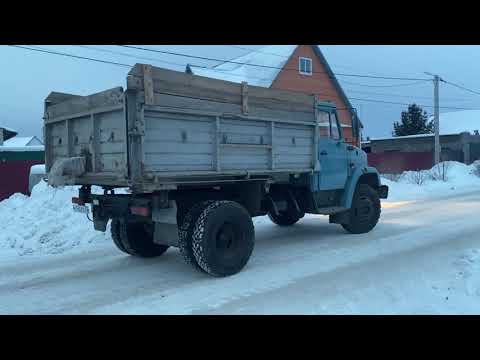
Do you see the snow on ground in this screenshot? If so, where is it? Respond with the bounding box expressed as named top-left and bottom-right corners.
top-left (381, 161), bottom-right (480, 202)
top-left (0, 181), bottom-right (108, 258)
top-left (0, 161), bottom-right (479, 314)
top-left (0, 160), bottom-right (478, 258)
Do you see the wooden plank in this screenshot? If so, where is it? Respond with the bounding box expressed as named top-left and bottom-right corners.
top-left (215, 117), bottom-right (221, 172)
top-left (44, 104), bottom-right (124, 124)
top-left (47, 87), bottom-right (124, 120)
top-left (45, 91), bottom-right (82, 105)
top-left (248, 85), bottom-right (314, 113)
top-left (129, 64), bottom-right (315, 113)
top-left (143, 64), bottom-right (154, 105)
top-left (241, 82), bottom-right (248, 115)
top-left (221, 143), bottom-right (272, 149)
top-left (145, 93), bottom-right (314, 124)
top-left (271, 122), bottom-right (275, 170)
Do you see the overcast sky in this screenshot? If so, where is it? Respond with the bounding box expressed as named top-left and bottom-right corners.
top-left (1, 45), bottom-right (479, 139)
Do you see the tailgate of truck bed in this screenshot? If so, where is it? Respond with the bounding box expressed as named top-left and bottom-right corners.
top-left (44, 87), bottom-right (128, 186)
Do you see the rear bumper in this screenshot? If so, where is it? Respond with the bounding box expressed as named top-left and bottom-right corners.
top-left (378, 185), bottom-right (389, 199)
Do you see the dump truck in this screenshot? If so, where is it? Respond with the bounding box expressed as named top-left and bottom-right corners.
top-left (43, 64), bottom-right (388, 277)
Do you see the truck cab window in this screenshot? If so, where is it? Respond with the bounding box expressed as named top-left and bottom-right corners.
top-left (318, 111), bottom-right (330, 137)
top-left (330, 113), bottom-right (341, 140)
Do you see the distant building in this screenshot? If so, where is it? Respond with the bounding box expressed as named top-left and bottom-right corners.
top-left (3, 135), bottom-right (43, 147)
top-left (362, 110), bottom-right (480, 173)
top-left (0, 125), bottom-right (18, 145)
top-left (0, 126), bottom-right (45, 201)
top-left (188, 45), bottom-right (363, 146)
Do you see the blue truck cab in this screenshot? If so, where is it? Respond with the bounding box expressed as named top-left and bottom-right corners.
top-left (269, 101), bottom-right (389, 234)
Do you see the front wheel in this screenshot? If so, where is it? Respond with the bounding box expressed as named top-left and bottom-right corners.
top-left (341, 184), bottom-right (381, 234)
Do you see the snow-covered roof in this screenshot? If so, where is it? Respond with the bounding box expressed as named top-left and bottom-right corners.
top-left (189, 45), bottom-right (362, 129)
top-left (3, 136), bottom-right (43, 147)
top-left (191, 45), bottom-right (298, 87)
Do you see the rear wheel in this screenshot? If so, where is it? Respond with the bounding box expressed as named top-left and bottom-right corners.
top-left (178, 200), bottom-right (214, 271)
top-left (111, 218), bottom-right (169, 257)
top-left (111, 218), bottom-right (129, 254)
top-left (192, 201), bottom-right (255, 277)
top-left (268, 209), bottom-right (304, 226)
top-left (342, 184), bottom-right (380, 234)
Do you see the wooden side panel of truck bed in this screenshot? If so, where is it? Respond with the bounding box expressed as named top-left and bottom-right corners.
top-left (44, 64), bottom-right (319, 190)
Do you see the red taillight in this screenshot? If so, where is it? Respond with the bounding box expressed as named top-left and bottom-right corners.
top-left (72, 197), bottom-right (84, 205)
top-left (130, 206), bottom-right (150, 217)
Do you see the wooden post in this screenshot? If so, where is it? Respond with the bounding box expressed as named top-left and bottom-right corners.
top-left (143, 64), bottom-right (154, 106)
top-left (313, 95), bottom-right (320, 171)
top-left (241, 81), bottom-right (248, 115)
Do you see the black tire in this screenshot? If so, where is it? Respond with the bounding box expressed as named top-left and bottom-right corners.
top-left (342, 184), bottom-right (381, 234)
top-left (110, 218), bottom-right (130, 254)
top-left (178, 200), bottom-right (214, 271)
top-left (111, 218), bottom-right (169, 258)
top-left (192, 201), bottom-right (255, 277)
top-left (268, 209), bottom-right (304, 226)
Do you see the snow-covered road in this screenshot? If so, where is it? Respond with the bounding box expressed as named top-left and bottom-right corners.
top-left (1, 191), bottom-right (479, 314)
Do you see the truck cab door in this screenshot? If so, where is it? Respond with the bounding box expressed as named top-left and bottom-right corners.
top-left (317, 110), bottom-right (349, 190)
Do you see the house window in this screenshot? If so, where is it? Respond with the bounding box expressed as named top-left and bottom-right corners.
top-left (299, 57), bottom-right (312, 75)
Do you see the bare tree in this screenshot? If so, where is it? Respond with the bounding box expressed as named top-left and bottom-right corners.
top-left (430, 162), bottom-right (451, 182)
top-left (405, 170), bottom-right (428, 185)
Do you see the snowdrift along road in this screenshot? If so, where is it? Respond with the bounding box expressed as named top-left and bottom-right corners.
top-left (0, 161), bottom-right (479, 258)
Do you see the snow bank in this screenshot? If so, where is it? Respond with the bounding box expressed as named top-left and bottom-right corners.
top-left (1, 160), bottom-right (479, 258)
top-left (382, 161), bottom-right (480, 202)
top-left (0, 181), bottom-right (114, 257)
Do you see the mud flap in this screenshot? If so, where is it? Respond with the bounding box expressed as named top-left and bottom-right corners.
top-left (329, 210), bottom-right (351, 225)
top-left (152, 201), bottom-right (179, 247)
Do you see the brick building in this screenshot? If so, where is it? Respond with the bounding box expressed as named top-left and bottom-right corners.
top-left (0, 126), bottom-right (45, 201)
top-left (362, 110), bottom-right (480, 173)
top-left (189, 45), bottom-right (362, 146)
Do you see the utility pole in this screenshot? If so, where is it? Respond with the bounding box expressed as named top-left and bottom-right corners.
top-left (433, 75), bottom-right (440, 164)
top-left (425, 72), bottom-right (442, 164)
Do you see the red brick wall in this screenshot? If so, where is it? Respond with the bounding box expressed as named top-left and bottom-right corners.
top-left (270, 45), bottom-right (356, 144)
top-left (0, 160), bottom-right (44, 201)
top-left (367, 152), bottom-right (434, 174)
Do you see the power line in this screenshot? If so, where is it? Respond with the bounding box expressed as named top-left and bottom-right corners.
top-left (8, 45), bottom-right (132, 68)
top-left (72, 45), bottom-right (279, 83)
top-left (11, 45), bottom-right (276, 84)
top-left (73, 45), bottom-right (191, 68)
top-left (342, 88), bottom-right (474, 102)
top-left (11, 45), bottom-right (477, 112)
top-left (226, 45), bottom-right (367, 72)
top-left (348, 96), bottom-right (479, 111)
top-left (340, 79), bottom-right (430, 88)
top-left (442, 79), bottom-right (480, 96)
top-left (228, 45), bottom-right (288, 58)
top-left (119, 45), bottom-right (431, 82)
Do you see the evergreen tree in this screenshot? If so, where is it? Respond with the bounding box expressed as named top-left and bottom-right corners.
top-left (393, 104), bottom-right (434, 137)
